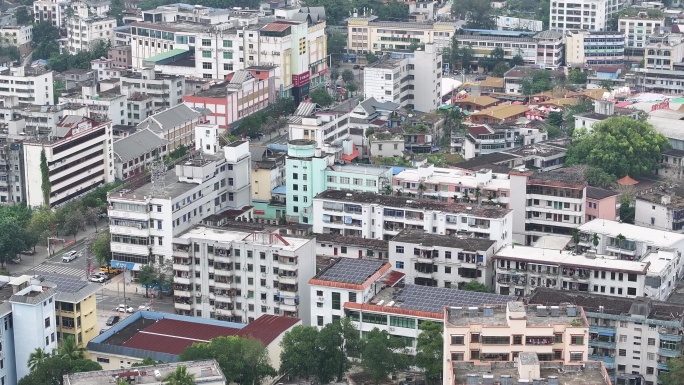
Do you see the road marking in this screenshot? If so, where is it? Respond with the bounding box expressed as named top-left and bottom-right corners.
top-left (32, 264), bottom-right (86, 277)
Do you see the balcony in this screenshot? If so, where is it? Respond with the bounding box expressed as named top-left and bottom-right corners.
top-left (215, 307), bottom-right (233, 317)
top-left (589, 325), bottom-right (616, 334)
top-left (213, 281), bottom-right (232, 289)
top-left (659, 348), bottom-right (680, 358)
top-left (589, 339), bottom-right (616, 349)
top-left (280, 302), bottom-right (298, 313)
top-left (526, 337), bottom-right (554, 346)
top-left (173, 263), bottom-right (191, 272)
top-left (659, 361), bottom-right (670, 371)
top-left (659, 329), bottom-right (683, 342)
top-left (278, 274), bottom-right (297, 285)
top-left (175, 276), bottom-right (191, 285)
top-left (214, 269), bottom-right (233, 277)
top-left (589, 355), bottom-right (615, 369)
top-left (174, 290), bottom-right (191, 297)
top-left (175, 302), bottom-right (191, 311)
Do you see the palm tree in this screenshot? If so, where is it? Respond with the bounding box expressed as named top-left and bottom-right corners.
top-left (28, 348), bottom-right (49, 372)
top-left (462, 191), bottom-right (470, 203)
top-left (395, 188), bottom-right (402, 197)
top-left (57, 336), bottom-right (85, 360)
top-left (163, 365), bottom-right (195, 385)
top-left (474, 187), bottom-right (482, 204)
top-left (592, 233), bottom-right (600, 250)
top-left (418, 183), bottom-right (427, 199)
top-left (571, 228), bottom-right (581, 253)
top-left (615, 233), bottom-right (626, 260)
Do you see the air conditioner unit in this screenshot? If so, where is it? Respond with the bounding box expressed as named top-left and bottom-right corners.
top-left (243, 268), bottom-right (248, 271)
top-left (243, 295), bottom-right (248, 299)
top-left (137, 224), bottom-right (143, 230)
top-left (195, 293), bottom-right (201, 297)
top-left (389, 326), bottom-right (395, 331)
top-left (317, 296), bottom-right (324, 301)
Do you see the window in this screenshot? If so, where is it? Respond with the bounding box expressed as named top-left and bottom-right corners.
top-left (554, 334), bottom-right (563, 343)
top-left (628, 287), bottom-right (637, 295)
top-left (569, 352), bottom-right (583, 362)
top-left (331, 292), bottom-right (341, 310)
top-left (44, 317), bottom-right (50, 328)
top-left (451, 352), bottom-right (464, 361)
top-left (201, 39), bottom-right (211, 46)
top-left (390, 316), bottom-right (416, 328)
top-left (223, 52), bottom-right (233, 59)
top-left (396, 246), bottom-right (404, 253)
top-left (646, 367), bottom-right (654, 375)
top-left (202, 50), bottom-right (211, 58)
top-left (619, 349), bottom-right (626, 357)
top-left (317, 316), bottom-right (324, 326)
top-left (513, 335), bottom-right (522, 345)
top-left (648, 338), bottom-right (655, 346)
top-left (451, 335), bottom-right (465, 345)
top-left (202, 62), bottom-right (212, 69)
top-left (570, 335), bottom-right (583, 345)
top-left (470, 350), bottom-right (480, 360)
top-left (470, 333), bottom-right (480, 343)
top-left (445, 251), bottom-right (451, 259)
top-left (395, 261), bottom-right (404, 269)
top-left (96, 357), bottom-right (110, 363)
top-left (223, 40), bottom-right (232, 47)
top-left (349, 292), bottom-right (357, 302)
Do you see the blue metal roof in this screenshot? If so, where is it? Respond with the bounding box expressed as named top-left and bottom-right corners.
top-left (272, 185), bottom-right (287, 194)
top-left (392, 166), bottom-right (409, 175)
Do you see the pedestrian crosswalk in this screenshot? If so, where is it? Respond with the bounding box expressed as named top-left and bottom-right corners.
top-left (32, 263), bottom-right (86, 277)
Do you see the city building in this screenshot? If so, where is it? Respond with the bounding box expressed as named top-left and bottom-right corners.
top-left (389, 230), bottom-right (498, 289)
top-left (65, 16), bottom-right (116, 54)
top-left (59, 85), bottom-right (128, 125)
top-left (453, 30), bottom-right (538, 67)
top-left (452, 96), bottom-right (500, 112)
top-left (108, 45), bottom-right (131, 69)
top-left (659, 148), bottom-right (684, 180)
top-left (183, 67), bottom-right (276, 129)
top-left (585, 186), bottom-right (617, 222)
top-left (643, 34), bottom-right (684, 71)
top-left (315, 234), bottom-right (389, 260)
top-left (91, 57), bottom-right (126, 82)
top-left (287, 102), bottom-right (353, 155)
top-left (509, 168), bottom-right (587, 245)
top-left (313, 190), bottom-right (513, 248)
top-left (172, 225), bottom-right (315, 322)
top-left (136, 103), bottom-right (203, 151)
top-left (496, 16), bottom-right (544, 31)
top-left (0, 25), bottom-right (32, 55)
top-left (63, 360), bottom-right (227, 385)
top-left (565, 31), bottom-right (625, 67)
top-left (454, 141), bottom-right (569, 174)
top-left (393, 166), bottom-right (511, 206)
top-left (46, 275), bottom-right (101, 348)
top-left (120, 68), bottom-right (185, 111)
top-left (635, 188), bottom-right (684, 232)
top-left (346, 17), bottom-right (458, 54)
top-left (87, 311), bottom-right (299, 371)
top-left (626, 68), bottom-right (684, 94)
top-left (250, 146), bottom-right (286, 221)
top-left (363, 44), bottom-right (442, 112)
top-left (22, 116), bottom-right (115, 208)
top-left (463, 123), bottom-right (547, 159)
top-left (309, 257), bottom-right (511, 354)
top-left (0, 66), bottom-right (54, 106)
top-left (618, 13), bottom-right (665, 52)
top-left (34, 0), bottom-right (71, 28)
top-left (107, 125), bottom-right (251, 271)
top-left (112, 128), bottom-right (168, 180)
top-left (534, 30), bottom-right (565, 69)
top-left (469, 104), bottom-right (530, 124)
top-left (368, 130), bottom-right (405, 159)
top-left (530, 288), bottom-right (684, 385)
top-left (549, 0), bottom-right (623, 32)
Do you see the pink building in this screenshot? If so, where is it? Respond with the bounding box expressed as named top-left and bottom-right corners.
top-left (585, 186), bottom-right (618, 222)
top-left (108, 45), bottom-right (131, 69)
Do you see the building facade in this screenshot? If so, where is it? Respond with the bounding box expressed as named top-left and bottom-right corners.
top-left (0, 66), bottom-right (54, 106)
top-left (65, 16), bottom-right (116, 54)
top-left (346, 17), bottom-right (458, 54)
top-left (565, 30), bottom-right (625, 67)
top-left (549, 0), bottom-right (623, 32)
top-left (618, 15), bottom-right (664, 51)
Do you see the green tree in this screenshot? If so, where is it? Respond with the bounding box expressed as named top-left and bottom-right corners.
top-left (415, 321), bottom-right (443, 385)
top-left (137, 264), bottom-right (157, 298)
top-left (15, 7), bottom-right (32, 25)
top-left (315, 323), bottom-right (347, 383)
top-left (341, 317), bottom-right (363, 358)
top-left (452, 0), bottom-right (495, 29)
top-left (27, 206), bottom-right (55, 252)
top-left (109, 0), bottom-right (125, 25)
top-left (511, 53), bottom-right (524, 67)
top-left (361, 328), bottom-right (409, 385)
top-left (330, 69), bottom-right (339, 84)
top-left (0, 218), bottom-right (27, 267)
top-left (660, 355), bottom-right (684, 385)
top-left (164, 365), bottom-right (195, 385)
top-left (91, 230), bottom-right (111, 266)
top-left (366, 52), bottom-right (379, 64)
top-left (619, 196), bottom-right (635, 224)
top-left (62, 210), bottom-right (85, 240)
top-left (84, 207), bottom-right (100, 232)
top-left (309, 88), bottom-right (334, 106)
top-left (460, 44), bottom-right (474, 73)
top-left (521, 70), bottom-right (553, 95)
top-left (18, 356), bottom-right (102, 385)
top-left (491, 62), bottom-right (509, 77)
top-left (584, 166), bottom-right (617, 188)
top-left (58, 336), bottom-right (86, 360)
top-left (566, 117), bottom-right (670, 177)
top-left (461, 280), bottom-right (489, 292)
top-left (346, 82), bottom-right (358, 96)
top-left (342, 69), bottom-right (355, 84)
top-left (568, 68), bottom-right (588, 84)
top-left (40, 149), bottom-right (51, 206)
top-left (179, 336), bottom-right (275, 385)
top-left (547, 111), bottom-right (564, 128)
top-left (592, 233), bottom-right (600, 249)
top-left (279, 325), bottom-right (319, 379)
top-left (599, 79), bottom-right (614, 91)
top-left (28, 348), bottom-right (49, 372)
top-left (327, 31), bottom-right (346, 58)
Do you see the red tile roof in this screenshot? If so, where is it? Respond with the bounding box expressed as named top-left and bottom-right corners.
top-left (468, 125), bottom-right (492, 136)
top-left (381, 270), bottom-right (405, 287)
top-left (123, 333), bottom-right (205, 355)
top-left (237, 315), bottom-right (300, 345)
top-left (260, 22), bottom-right (292, 32)
top-left (142, 319), bottom-right (241, 341)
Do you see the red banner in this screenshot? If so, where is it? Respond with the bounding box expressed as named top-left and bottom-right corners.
top-left (253, 210), bottom-right (265, 215)
top-left (292, 72), bottom-right (310, 87)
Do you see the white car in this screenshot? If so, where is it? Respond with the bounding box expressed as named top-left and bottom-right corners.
top-left (62, 251), bottom-right (79, 263)
top-left (89, 275), bottom-right (106, 283)
top-left (117, 304), bottom-right (134, 313)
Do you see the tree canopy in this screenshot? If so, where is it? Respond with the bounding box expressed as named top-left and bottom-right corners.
top-left (452, 0), bottom-right (496, 29)
top-left (361, 328), bottom-right (409, 385)
top-left (20, 355), bottom-right (102, 385)
top-left (415, 321), bottom-right (443, 385)
top-left (566, 117), bottom-right (670, 177)
top-left (309, 88), bottom-right (334, 107)
top-left (279, 324), bottom-right (348, 383)
top-left (661, 355), bottom-right (684, 385)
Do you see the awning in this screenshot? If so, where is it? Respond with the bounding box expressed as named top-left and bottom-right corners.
top-left (341, 145), bottom-right (359, 162)
top-left (110, 260), bottom-right (135, 271)
top-left (598, 331), bottom-right (615, 337)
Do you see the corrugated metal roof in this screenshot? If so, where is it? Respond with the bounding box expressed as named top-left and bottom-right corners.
top-left (293, 102), bottom-right (317, 116)
top-left (236, 315), bottom-right (300, 345)
top-left (113, 128), bottom-right (168, 162)
top-left (260, 22), bottom-right (291, 32)
top-left (144, 48), bottom-right (189, 63)
top-left (137, 104), bottom-right (202, 133)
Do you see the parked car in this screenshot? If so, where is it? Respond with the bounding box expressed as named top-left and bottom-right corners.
top-left (9, 256), bottom-right (21, 264)
top-left (353, 64), bottom-right (360, 69)
top-left (117, 304), bottom-right (134, 313)
top-left (89, 275), bottom-right (106, 283)
top-left (475, 75), bottom-right (486, 81)
top-left (62, 251), bottom-right (79, 263)
top-left (95, 271), bottom-right (110, 279)
top-left (100, 265), bottom-right (122, 274)
top-left (105, 316), bottom-right (120, 326)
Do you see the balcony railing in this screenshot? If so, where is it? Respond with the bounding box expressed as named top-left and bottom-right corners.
top-left (589, 339), bottom-right (616, 349)
top-left (589, 325), bottom-right (616, 334)
top-left (589, 355), bottom-right (615, 369)
top-left (658, 348), bottom-right (680, 358)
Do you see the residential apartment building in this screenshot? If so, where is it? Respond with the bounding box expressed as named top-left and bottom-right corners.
top-left (368, 130), bottom-right (405, 158)
top-left (309, 257), bottom-right (510, 353)
top-left (33, 0), bottom-right (71, 28)
top-left (346, 17), bottom-right (458, 54)
top-left (549, 0), bottom-right (623, 32)
top-left (120, 68), bottom-right (185, 111)
top-left (0, 139), bottom-right (22, 204)
top-left (136, 103), bottom-right (203, 151)
top-left (112, 128), bottom-right (168, 180)
top-left (91, 57), bottom-right (126, 82)
top-left (626, 68), bottom-right (684, 94)
top-left (534, 30), bottom-right (565, 69)
top-left (65, 360), bottom-right (227, 385)
top-left (443, 302), bottom-right (589, 380)
top-left (0, 25), bottom-right (32, 54)
top-left (183, 67), bottom-right (276, 129)
top-left (59, 85), bottom-right (128, 125)
top-left (565, 30), bottom-right (625, 66)
top-left (65, 16), bottom-right (116, 54)
top-left (312, 190), bottom-right (513, 248)
top-left (585, 186), bottom-right (617, 222)
top-left (463, 123), bottom-right (547, 159)
top-left (70, 0), bottom-right (110, 18)
top-left (250, 147), bottom-right (286, 221)
top-left (315, 234), bottom-right (389, 260)
top-left (287, 102), bottom-right (352, 154)
top-left (0, 66), bottom-right (54, 106)
top-left (618, 14), bottom-right (664, 51)
top-left (454, 30), bottom-right (538, 66)
top-left (107, 126), bottom-right (251, 271)
top-left (108, 45), bottom-right (131, 69)
top-left (389, 230), bottom-right (498, 289)
top-left (22, 116), bottom-right (115, 208)
top-left (531, 288), bottom-right (684, 385)
top-left (50, 276), bottom-right (100, 348)
top-left (643, 34), bottom-right (684, 71)
top-left (509, 168), bottom-right (587, 245)
top-left (363, 44), bottom-right (442, 112)
top-left (172, 225), bottom-right (316, 323)
top-left (493, 245), bottom-right (654, 297)
top-left (393, 166), bottom-right (511, 206)
top-left (635, 189), bottom-right (684, 232)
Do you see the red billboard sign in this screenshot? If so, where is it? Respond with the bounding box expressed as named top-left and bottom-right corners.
top-left (292, 72), bottom-right (310, 87)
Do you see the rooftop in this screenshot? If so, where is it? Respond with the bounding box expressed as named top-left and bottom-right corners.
top-left (493, 245), bottom-right (650, 274)
top-left (454, 95), bottom-right (500, 107)
top-left (347, 284), bottom-right (511, 318)
top-left (41, 275), bottom-right (101, 304)
top-left (328, 163), bottom-right (392, 176)
top-left (137, 104), bottom-right (203, 133)
top-left (469, 104), bottom-right (529, 120)
top-left (516, 167), bottom-right (587, 188)
top-left (315, 234), bottom-right (388, 249)
top-left (586, 186), bottom-right (618, 200)
top-left (391, 230), bottom-right (496, 251)
top-left (128, 21), bottom-right (214, 33)
top-left (452, 360), bottom-right (610, 385)
top-left (63, 360), bottom-right (225, 385)
top-left (529, 288), bottom-right (684, 323)
top-left (178, 226), bottom-right (312, 251)
top-left (113, 128), bottom-right (168, 163)
top-left (315, 190), bottom-right (512, 218)
top-left (636, 187), bottom-right (684, 209)
top-left (477, 76), bottom-right (505, 88)
top-left (579, 219), bottom-right (684, 248)
top-left (445, 301), bottom-right (586, 327)
top-left (367, 58), bottom-right (403, 70)
top-left (311, 258), bottom-right (389, 288)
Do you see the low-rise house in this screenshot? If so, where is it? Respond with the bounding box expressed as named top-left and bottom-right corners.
top-left (112, 128), bottom-right (168, 180)
top-left (469, 104), bottom-right (530, 125)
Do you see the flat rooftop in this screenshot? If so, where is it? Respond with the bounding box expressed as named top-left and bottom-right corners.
top-left (579, 219), bottom-right (684, 248)
top-left (313, 258), bottom-right (388, 285)
top-left (446, 301), bottom-right (585, 327)
top-left (41, 275), bottom-right (101, 303)
top-left (367, 58), bottom-right (403, 69)
top-left (637, 190), bottom-right (684, 209)
top-left (494, 245), bottom-right (650, 274)
top-left (178, 226), bottom-right (311, 251)
top-left (315, 234), bottom-right (388, 249)
top-left (328, 163), bottom-right (392, 176)
top-left (452, 360), bottom-right (610, 385)
top-left (391, 230), bottom-right (496, 251)
top-left (316, 190), bottom-right (512, 219)
top-left (63, 360), bottom-right (225, 385)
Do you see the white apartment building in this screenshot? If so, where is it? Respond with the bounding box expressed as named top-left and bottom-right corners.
top-left (346, 17), bottom-right (458, 54)
top-left (643, 35), bottom-right (684, 71)
top-left (34, 0), bottom-right (70, 28)
top-left (635, 189), bottom-right (684, 232)
top-left (509, 169), bottom-right (587, 245)
top-left (59, 85), bottom-right (128, 125)
top-left (315, 234), bottom-right (389, 260)
top-left (454, 34), bottom-right (538, 66)
top-left (549, 0), bottom-right (623, 32)
top-left (443, 303), bottom-right (589, 384)
top-left (530, 287), bottom-right (684, 385)
top-left (91, 57), bottom-right (126, 81)
top-left (172, 225), bottom-right (316, 324)
top-left (0, 25), bottom-right (32, 51)
top-left (120, 68), bottom-right (185, 111)
top-left (363, 44), bottom-right (442, 112)
top-left (65, 16), bottom-right (116, 54)
top-left (287, 103), bottom-right (351, 152)
top-left (107, 126), bottom-right (251, 271)
top-left (312, 190), bottom-right (513, 248)
top-left (626, 68), bottom-right (684, 94)
top-left (389, 230), bottom-right (498, 289)
top-left (309, 258), bottom-right (511, 354)
top-left (70, 0), bottom-right (110, 18)
top-left (618, 14), bottom-right (664, 51)
top-left (22, 116), bottom-right (114, 208)
top-left (0, 66), bottom-right (54, 106)
top-left (463, 124), bottom-right (547, 160)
